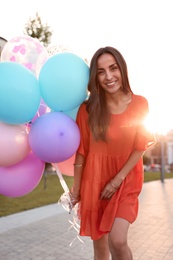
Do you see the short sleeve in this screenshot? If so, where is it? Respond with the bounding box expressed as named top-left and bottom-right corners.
top-left (134, 97), bottom-right (156, 151)
top-left (76, 103), bottom-right (90, 157)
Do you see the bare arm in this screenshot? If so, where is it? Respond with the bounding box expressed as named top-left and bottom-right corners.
top-left (100, 149), bottom-right (144, 200)
top-left (70, 152), bottom-right (86, 205)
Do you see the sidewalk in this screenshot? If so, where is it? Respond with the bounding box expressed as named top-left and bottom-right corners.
top-left (0, 179), bottom-right (173, 260)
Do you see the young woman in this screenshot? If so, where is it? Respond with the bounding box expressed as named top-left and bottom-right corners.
top-left (70, 46), bottom-right (155, 260)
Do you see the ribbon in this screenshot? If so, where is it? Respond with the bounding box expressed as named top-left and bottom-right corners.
top-left (53, 163), bottom-right (84, 245)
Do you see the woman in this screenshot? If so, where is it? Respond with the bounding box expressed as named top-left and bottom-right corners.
top-left (70, 46), bottom-right (155, 260)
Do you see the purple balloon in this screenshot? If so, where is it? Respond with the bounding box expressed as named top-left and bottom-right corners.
top-left (28, 112), bottom-right (80, 163)
top-left (0, 152), bottom-right (45, 198)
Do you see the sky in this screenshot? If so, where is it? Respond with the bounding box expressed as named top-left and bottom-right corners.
top-left (1, 0), bottom-right (173, 133)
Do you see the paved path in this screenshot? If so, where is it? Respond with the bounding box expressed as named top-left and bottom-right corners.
top-left (0, 179), bottom-right (173, 260)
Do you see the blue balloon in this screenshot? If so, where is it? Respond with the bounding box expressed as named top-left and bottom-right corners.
top-left (63, 106), bottom-right (79, 121)
top-left (39, 52), bottom-right (89, 112)
top-left (0, 62), bottom-right (41, 125)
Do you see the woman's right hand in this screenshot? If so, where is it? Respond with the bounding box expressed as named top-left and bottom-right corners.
top-left (69, 187), bottom-right (80, 207)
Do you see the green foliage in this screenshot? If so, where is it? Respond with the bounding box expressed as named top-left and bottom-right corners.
top-left (143, 154), bottom-right (151, 165)
top-left (24, 12), bottom-right (52, 47)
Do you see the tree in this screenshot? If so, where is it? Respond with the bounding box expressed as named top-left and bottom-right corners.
top-left (0, 37), bottom-right (7, 57)
top-left (24, 12), bottom-right (52, 47)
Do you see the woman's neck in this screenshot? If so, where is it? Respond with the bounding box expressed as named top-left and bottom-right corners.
top-left (106, 92), bottom-right (132, 114)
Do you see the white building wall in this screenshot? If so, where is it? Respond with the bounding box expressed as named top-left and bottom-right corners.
top-left (167, 142), bottom-right (173, 164)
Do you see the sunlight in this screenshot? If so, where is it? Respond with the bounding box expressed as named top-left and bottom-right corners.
top-left (144, 111), bottom-right (172, 136)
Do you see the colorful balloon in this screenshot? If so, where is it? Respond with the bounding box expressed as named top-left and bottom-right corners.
top-left (47, 44), bottom-right (73, 56)
top-left (0, 122), bottom-right (30, 167)
top-left (0, 152), bottom-right (45, 198)
top-left (1, 35), bottom-right (49, 77)
top-left (39, 52), bottom-right (89, 111)
top-left (29, 112), bottom-right (80, 163)
top-left (0, 62), bottom-right (41, 124)
top-left (63, 106), bottom-right (79, 121)
top-left (57, 154), bottom-right (75, 176)
top-left (30, 98), bottom-right (51, 125)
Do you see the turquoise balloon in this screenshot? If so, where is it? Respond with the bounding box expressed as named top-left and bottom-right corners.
top-left (39, 52), bottom-right (89, 112)
top-left (0, 62), bottom-right (41, 124)
top-left (63, 106), bottom-right (79, 121)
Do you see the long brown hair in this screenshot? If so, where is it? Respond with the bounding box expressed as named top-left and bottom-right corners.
top-left (86, 46), bottom-right (133, 141)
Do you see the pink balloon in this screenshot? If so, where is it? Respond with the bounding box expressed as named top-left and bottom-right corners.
top-left (0, 152), bottom-right (45, 198)
top-left (0, 122), bottom-right (30, 167)
top-left (57, 154), bottom-right (75, 176)
top-left (31, 98), bottom-right (51, 124)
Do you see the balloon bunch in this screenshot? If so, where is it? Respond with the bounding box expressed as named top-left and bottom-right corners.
top-left (0, 35), bottom-right (89, 198)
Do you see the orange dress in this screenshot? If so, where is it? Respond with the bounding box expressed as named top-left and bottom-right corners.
top-left (76, 94), bottom-right (155, 240)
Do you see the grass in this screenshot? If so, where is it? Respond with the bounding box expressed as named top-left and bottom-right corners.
top-left (144, 171), bottom-right (173, 182)
top-left (0, 171), bottom-right (173, 217)
top-left (0, 173), bottom-right (73, 217)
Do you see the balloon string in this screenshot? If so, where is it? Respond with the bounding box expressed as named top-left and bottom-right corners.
top-left (54, 163), bottom-right (84, 246)
top-left (53, 163), bottom-right (73, 212)
top-left (54, 163), bottom-right (69, 193)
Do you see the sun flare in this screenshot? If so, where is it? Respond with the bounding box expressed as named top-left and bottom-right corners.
top-left (144, 111), bottom-right (172, 136)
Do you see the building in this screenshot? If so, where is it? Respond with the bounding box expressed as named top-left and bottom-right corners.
top-left (144, 130), bottom-right (173, 171)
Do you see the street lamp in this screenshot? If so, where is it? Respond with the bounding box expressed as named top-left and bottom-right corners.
top-left (160, 136), bottom-right (165, 183)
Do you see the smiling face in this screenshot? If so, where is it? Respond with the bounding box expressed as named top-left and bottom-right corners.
top-left (97, 53), bottom-right (123, 95)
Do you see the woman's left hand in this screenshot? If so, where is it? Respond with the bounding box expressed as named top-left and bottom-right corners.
top-left (100, 177), bottom-right (122, 200)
